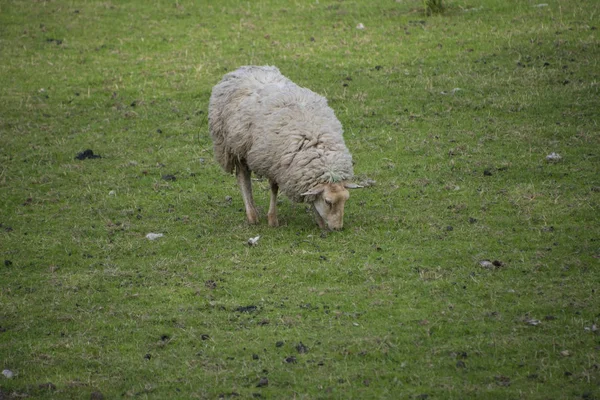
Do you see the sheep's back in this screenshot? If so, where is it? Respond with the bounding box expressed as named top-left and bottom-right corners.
top-left (209, 66), bottom-right (285, 172)
top-left (209, 66), bottom-right (353, 200)
top-left (246, 85), bottom-right (353, 200)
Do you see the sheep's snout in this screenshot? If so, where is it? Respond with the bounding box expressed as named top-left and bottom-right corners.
top-left (312, 183), bottom-right (350, 231)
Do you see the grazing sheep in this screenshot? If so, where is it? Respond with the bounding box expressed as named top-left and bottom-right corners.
top-left (208, 66), bottom-right (359, 230)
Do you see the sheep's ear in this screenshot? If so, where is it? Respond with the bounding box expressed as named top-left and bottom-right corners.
top-left (344, 183), bottom-right (363, 189)
top-left (301, 187), bottom-right (324, 196)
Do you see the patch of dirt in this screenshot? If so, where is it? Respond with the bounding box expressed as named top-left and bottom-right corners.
top-left (0, 223), bottom-right (13, 232)
top-left (256, 377), bottom-right (268, 388)
top-left (494, 375), bottom-right (511, 386)
top-left (218, 392), bottom-right (240, 399)
top-left (75, 149), bottom-right (101, 160)
top-left (235, 305), bottom-right (258, 313)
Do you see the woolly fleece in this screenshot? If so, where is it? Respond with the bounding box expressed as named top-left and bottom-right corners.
top-left (209, 66), bottom-right (354, 202)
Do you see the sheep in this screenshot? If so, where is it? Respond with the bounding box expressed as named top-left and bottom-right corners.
top-left (208, 66), bottom-right (360, 230)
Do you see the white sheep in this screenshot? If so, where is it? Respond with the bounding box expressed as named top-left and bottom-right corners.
top-left (208, 66), bottom-right (359, 230)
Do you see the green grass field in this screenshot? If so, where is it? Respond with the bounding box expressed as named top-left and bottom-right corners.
top-left (1, 0), bottom-right (599, 398)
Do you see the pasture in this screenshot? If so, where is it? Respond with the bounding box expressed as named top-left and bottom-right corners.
top-left (0, 0), bottom-right (598, 398)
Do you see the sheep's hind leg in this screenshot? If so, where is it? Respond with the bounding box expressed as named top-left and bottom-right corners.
top-left (268, 180), bottom-right (279, 227)
top-left (235, 161), bottom-right (259, 224)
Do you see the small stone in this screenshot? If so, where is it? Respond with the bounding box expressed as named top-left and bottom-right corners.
top-left (247, 235), bottom-right (260, 246)
top-left (256, 377), bottom-right (269, 387)
top-left (546, 152), bottom-right (562, 162)
top-left (2, 369), bottom-right (14, 379)
top-left (359, 178), bottom-right (376, 187)
top-left (560, 350), bottom-right (571, 357)
top-left (145, 233), bottom-right (164, 240)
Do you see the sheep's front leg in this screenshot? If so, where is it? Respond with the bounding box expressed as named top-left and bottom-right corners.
top-left (235, 161), bottom-right (259, 224)
top-left (268, 180), bottom-right (279, 227)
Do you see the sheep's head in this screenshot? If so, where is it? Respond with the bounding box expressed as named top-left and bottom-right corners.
top-left (301, 182), bottom-right (361, 230)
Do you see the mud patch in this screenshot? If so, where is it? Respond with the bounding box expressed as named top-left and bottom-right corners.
top-left (75, 149), bottom-right (101, 160)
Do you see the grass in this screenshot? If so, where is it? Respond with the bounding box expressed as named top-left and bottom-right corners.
top-left (424, 0), bottom-right (444, 15)
top-left (1, 0), bottom-right (599, 398)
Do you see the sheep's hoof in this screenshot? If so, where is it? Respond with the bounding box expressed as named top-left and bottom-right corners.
top-left (247, 211), bottom-right (259, 225)
top-left (268, 215), bottom-right (279, 227)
